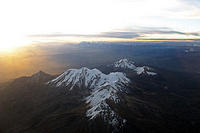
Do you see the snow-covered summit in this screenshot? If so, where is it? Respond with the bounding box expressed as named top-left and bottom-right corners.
top-left (114, 58), bottom-right (136, 69)
top-left (114, 58), bottom-right (157, 76)
top-left (48, 67), bottom-right (129, 91)
top-left (135, 66), bottom-right (157, 75)
top-left (48, 67), bottom-right (130, 126)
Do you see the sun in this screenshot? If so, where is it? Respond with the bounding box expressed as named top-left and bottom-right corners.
top-left (0, 34), bottom-right (29, 53)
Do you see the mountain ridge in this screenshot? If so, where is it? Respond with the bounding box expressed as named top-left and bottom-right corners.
top-left (1, 58), bottom-right (200, 133)
top-left (113, 58), bottom-right (157, 75)
top-left (48, 67), bottom-right (130, 127)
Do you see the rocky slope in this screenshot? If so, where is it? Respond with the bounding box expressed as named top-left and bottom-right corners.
top-left (48, 67), bottom-right (130, 126)
top-left (1, 64), bottom-right (200, 133)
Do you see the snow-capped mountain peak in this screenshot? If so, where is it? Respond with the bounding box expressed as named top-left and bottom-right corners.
top-left (114, 58), bottom-right (157, 76)
top-left (48, 67), bottom-right (130, 126)
top-left (48, 67), bottom-right (129, 90)
top-left (135, 66), bottom-right (157, 75)
top-left (114, 58), bottom-right (136, 69)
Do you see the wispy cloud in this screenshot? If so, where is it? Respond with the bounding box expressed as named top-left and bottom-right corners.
top-left (166, 0), bottom-right (200, 19)
top-left (29, 27), bottom-right (200, 40)
top-left (28, 32), bottom-right (140, 39)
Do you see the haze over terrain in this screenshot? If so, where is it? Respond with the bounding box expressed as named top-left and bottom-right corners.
top-left (1, 42), bottom-right (200, 133)
top-left (1, 41), bottom-right (200, 83)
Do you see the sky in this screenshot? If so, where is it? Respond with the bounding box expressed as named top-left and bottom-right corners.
top-left (0, 0), bottom-right (200, 51)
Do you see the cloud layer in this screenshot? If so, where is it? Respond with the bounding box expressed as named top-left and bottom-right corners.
top-left (1, 0), bottom-right (200, 46)
top-left (29, 27), bottom-right (200, 40)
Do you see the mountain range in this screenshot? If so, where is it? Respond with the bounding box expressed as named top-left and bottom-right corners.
top-left (0, 59), bottom-right (200, 133)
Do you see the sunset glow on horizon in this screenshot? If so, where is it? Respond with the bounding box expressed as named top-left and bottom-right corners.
top-left (0, 0), bottom-right (200, 51)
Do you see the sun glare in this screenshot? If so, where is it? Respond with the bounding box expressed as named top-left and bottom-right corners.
top-left (0, 0), bottom-right (199, 53)
top-left (0, 34), bottom-right (29, 53)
